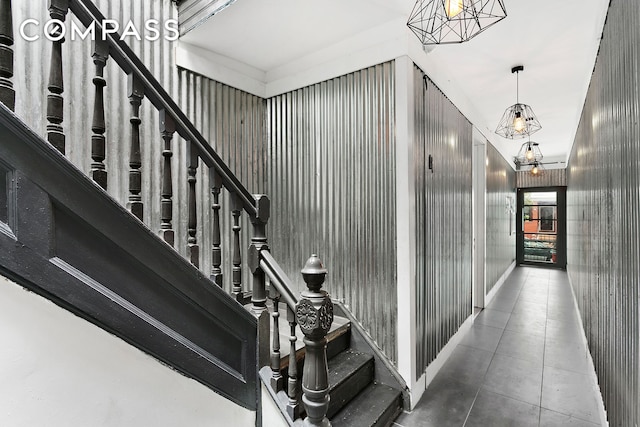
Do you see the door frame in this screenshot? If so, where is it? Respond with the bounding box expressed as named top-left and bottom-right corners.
top-left (516, 186), bottom-right (567, 269)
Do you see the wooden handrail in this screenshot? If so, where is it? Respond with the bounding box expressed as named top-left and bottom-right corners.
top-left (68, 0), bottom-right (257, 217)
top-left (260, 250), bottom-right (298, 311)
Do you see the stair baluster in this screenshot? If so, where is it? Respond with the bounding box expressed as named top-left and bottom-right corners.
top-left (286, 305), bottom-right (301, 420)
top-left (127, 75), bottom-right (144, 220)
top-left (0, 0), bottom-right (14, 111)
top-left (90, 39), bottom-right (109, 189)
top-left (270, 295), bottom-right (284, 391)
top-left (231, 194), bottom-right (243, 300)
top-left (249, 195), bottom-right (270, 315)
top-left (210, 170), bottom-right (223, 286)
top-left (47, 0), bottom-right (68, 154)
top-left (186, 143), bottom-right (199, 267)
top-left (297, 254), bottom-right (333, 427)
top-left (159, 110), bottom-right (175, 247)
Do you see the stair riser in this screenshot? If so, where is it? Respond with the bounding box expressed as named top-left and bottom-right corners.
top-left (327, 358), bottom-right (374, 418)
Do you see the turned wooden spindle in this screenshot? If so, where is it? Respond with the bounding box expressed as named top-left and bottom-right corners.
top-left (231, 194), bottom-right (243, 300)
top-left (159, 110), bottom-right (175, 247)
top-left (186, 143), bottom-right (199, 267)
top-left (0, 0), bottom-right (15, 110)
top-left (270, 295), bottom-right (284, 391)
top-left (127, 75), bottom-right (144, 220)
top-left (287, 306), bottom-right (301, 420)
top-left (210, 170), bottom-right (223, 286)
top-left (46, 0), bottom-right (69, 154)
top-left (90, 39), bottom-right (109, 189)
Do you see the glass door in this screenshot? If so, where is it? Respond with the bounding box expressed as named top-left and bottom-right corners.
top-left (516, 188), bottom-right (566, 268)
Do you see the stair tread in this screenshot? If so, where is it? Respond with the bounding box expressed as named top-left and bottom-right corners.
top-left (327, 349), bottom-right (375, 418)
top-left (330, 383), bottom-right (402, 427)
top-left (328, 349), bottom-right (374, 387)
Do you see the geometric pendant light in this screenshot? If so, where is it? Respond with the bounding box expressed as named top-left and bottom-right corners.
top-left (529, 160), bottom-right (545, 176)
top-left (515, 139), bottom-right (544, 165)
top-left (407, 0), bottom-right (507, 45)
top-left (495, 66), bottom-right (542, 139)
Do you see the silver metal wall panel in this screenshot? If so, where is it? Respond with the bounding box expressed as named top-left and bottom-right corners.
top-left (516, 168), bottom-right (566, 188)
top-left (267, 62), bottom-right (398, 363)
top-left (485, 143), bottom-right (516, 295)
top-left (178, 0), bottom-right (234, 35)
top-left (413, 67), bottom-right (473, 377)
top-left (566, 1), bottom-right (640, 425)
top-left (177, 68), bottom-right (267, 293)
top-left (14, 1), bottom-right (181, 248)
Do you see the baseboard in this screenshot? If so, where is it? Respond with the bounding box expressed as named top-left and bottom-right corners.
top-left (566, 271), bottom-right (609, 427)
top-left (485, 261), bottom-right (516, 307)
top-left (410, 313), bottom-right (475, 409)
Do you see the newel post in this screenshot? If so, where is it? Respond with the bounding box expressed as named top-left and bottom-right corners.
top-left (297, 254), bottom-right (333, 427)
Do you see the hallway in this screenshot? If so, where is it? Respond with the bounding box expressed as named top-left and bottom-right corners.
top-left (394, 267), bottom-right (606, 427)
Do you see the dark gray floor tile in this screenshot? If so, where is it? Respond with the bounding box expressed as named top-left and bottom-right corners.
top-left (459, 324), bottom-right (504, 353)
top-left (481, 353), bottom-right (543, 406)
top-left (513, 298), bottom-right (548, 315)
top-left (539, 408), bottom-right (601, 426)
top-left (394, 377), bottom-right (477, 427)
top-left (546, 318), bottom-right (585, 344)
top-left (464, 388), bottom-right (540, 427)
top-left (487, 296), bottom-right (517, 313)
top-left (544, 337), bottom-right (592, 375)
top-left (541, 366), bottom-right (602, 424)
top-left (505, 310), bottom-right (547, 337)
top-left (496, 329), bottom-right (545, 364)
top-left (517, 291), bottom-right (549, 306)
top-left (436, 346), bottom-right (494, 388)
top-left (546, 306), bottom-right (580, 323)
top-left (474, 309), bottom-right (511, 329)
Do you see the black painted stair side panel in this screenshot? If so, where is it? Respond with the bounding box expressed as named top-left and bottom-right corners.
top-left (327, 350), bottom-right (374, 418)
top-left (330, 383), bottom-right (403, 427)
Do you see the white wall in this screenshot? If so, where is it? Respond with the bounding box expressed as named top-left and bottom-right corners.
top-left (0, 274), bottom-right (255, 427)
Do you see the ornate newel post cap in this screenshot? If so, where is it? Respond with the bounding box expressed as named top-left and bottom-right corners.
top-left (301, 254), bottom-right (327, 292)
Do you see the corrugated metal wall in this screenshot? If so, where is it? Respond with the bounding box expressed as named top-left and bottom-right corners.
top-left (413, 66), bottom-right (473, 377)
top-left (516, 168), bottom-right (566, 188)
top-left (267, 62), bottom-right (398, 363)
top-left (566, 0), bottom-right (640, 425)
top-left (485, 143), bottom-right (516, 294)
top-left (177, 69), bottom-right (267, 293)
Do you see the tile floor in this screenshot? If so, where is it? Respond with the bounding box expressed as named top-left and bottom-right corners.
top-left (394, 266), bottom-right (606, 427)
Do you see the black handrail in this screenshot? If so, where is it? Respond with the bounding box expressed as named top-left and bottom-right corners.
top-left (69, 0), bottom-right (257, 217)
top-left (260, 250), bottom-right (298, 310)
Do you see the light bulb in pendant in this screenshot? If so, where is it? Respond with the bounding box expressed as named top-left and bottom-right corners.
top-left (531, 163), bottom-right (539, 175)
top-left (445, 0), bottom-right (464, 18)
top-left (525, 144), bottom-right (535, 161)
top-left (513, 112), bottom-right (526, 133)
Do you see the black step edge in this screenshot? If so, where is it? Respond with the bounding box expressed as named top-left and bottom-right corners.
top-left (333, 301), bottom-right (410, 409)
top-left (330, 383), bottom-right (403, 427)
top-left (327, 349), bottom-right (375, 418)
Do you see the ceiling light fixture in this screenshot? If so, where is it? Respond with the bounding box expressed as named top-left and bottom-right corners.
top-left (530, 161), bottom-right (545, 176)
top-left (407, 0), bottom-right (507, 45)
top-left (495, 66), bottom-right (542, 139)
top-left (515, 139), bottom-right (544, 165)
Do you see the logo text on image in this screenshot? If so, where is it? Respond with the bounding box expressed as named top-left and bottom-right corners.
top-left (19, 19), bottom-right (180, 42)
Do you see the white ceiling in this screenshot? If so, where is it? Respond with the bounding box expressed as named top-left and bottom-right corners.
top-left (180, 0), bottom-right (610, 167)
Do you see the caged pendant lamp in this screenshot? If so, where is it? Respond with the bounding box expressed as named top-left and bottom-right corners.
top-left (515, 139), bottom-right (544, 165)
top-left (495, 66), bottom-right (542, 139)
top-left (407, 0), bottom-right (507, 45)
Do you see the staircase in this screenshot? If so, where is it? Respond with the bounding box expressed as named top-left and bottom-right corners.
top-left (262, 304), bottom-right (405, 426)
top-left (0, 1), bottom-right (407, 426)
